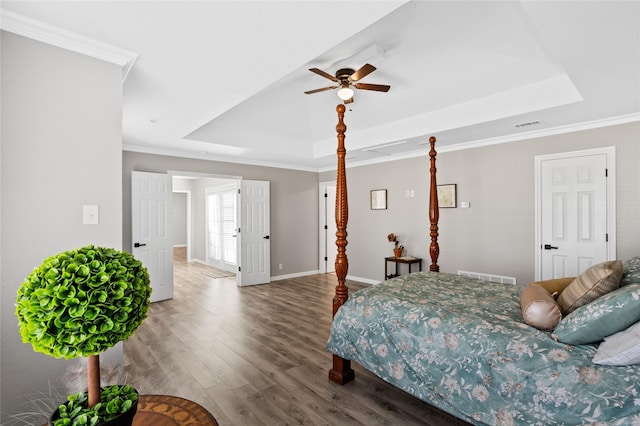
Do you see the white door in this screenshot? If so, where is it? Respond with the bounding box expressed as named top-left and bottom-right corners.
top-left (237, 180), bottom-right (270, 286)
top-left (131, 171), bottom-right (174, 302)
top-left (536, 148), bottom-right (616, 280)
top-left (319, 183), bottom-right (337, 273)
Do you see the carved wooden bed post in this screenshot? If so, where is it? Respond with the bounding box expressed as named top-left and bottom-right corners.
top-left (428, 136), bottom-right (440, 272)
top-left (329, 104), bottom-right (355, 384)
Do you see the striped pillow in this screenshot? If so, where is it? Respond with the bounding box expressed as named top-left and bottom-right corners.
top-left (557, 260), bottom-right (623, 314)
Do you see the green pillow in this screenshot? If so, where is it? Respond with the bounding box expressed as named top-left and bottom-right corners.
top-left (621, 256), bottom-right (640, 286)
top-left (553, 283), bottom-right (640, 345)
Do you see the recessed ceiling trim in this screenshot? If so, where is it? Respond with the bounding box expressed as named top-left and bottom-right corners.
top-left (361, 140), bottom-right (407, 151)
top-left (440, 113), bottom-right (640, 154)
top-left (0, 9), bottom-right (139, 80)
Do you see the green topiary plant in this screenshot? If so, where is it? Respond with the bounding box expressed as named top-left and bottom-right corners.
top-left (15, 245), bottom-right (152, 425)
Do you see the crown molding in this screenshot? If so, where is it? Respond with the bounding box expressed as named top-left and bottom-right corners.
top-left (1, 9), bottom-right (138, 80)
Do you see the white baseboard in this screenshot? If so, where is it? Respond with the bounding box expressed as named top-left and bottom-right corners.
top-left (270, 270), bottom-right (321, 281)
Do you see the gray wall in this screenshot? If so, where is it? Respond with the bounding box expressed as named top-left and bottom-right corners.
top-left (172, 192), bottom-right (188, 246)
top-left (123, 152), bottom-right (319, 276)
top-left (1, 32), bottom-right (123, 419)
top-left (320, 121), bottom-right (640, 284)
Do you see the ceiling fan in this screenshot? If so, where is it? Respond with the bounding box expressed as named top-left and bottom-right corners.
top-left (304, 63), bottom-right (390, 104)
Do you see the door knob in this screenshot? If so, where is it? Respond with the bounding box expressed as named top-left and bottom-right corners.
top-left (134, 242), bottom-right (147, 248)
top-left (263, 235), bottom-right (270, 239)
top-left (544, 244), bottom-right (558, 250)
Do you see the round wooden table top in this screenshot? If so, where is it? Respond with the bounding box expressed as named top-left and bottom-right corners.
top-left (132, 394), bottom-right (218, 426)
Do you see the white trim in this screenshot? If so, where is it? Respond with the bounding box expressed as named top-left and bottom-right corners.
top-left (317, 113), bottom-right (640, 172)
top-left (534, 146), bottom-right (616, 281)
top-left (1, 10), bottom-right (138, 81)
top-left (345, 275), bottom-right (378, 285)
top-left (125, 144), bottom-right (320, 173)
top-left (438, 113), bottom-right (638, 155)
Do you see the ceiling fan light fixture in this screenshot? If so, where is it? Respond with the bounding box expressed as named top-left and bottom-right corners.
top-left (337, 86), bottom-right (354, 101)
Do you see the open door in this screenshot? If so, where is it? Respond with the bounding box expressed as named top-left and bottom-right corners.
top-left (131, 171), bottom-right (174, 302)
top-left (237, 180), bottom-right (270, 286)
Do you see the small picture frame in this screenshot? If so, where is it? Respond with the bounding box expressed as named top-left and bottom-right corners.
top-left (370, 189), bottom-right (387, 210)
top-left (437, 184), bottom-right (457, 208)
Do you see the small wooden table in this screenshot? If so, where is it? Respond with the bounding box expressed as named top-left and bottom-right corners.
top-left (133, 394), bottom-right (218, 425)
top-left (385, 256), bottom-right (423, 280)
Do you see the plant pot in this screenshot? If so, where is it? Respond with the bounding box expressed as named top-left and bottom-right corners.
top-left (49, 386), bottom-right (138, 426)
top-left (393, 248), bottom-right (403, 258)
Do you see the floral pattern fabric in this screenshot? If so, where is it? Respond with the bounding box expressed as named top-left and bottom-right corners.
top-left (326, 272), bottom-right (640, 425)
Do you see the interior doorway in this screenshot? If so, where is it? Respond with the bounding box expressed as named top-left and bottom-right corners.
top-left (172, 174), bottom-right (241, 280)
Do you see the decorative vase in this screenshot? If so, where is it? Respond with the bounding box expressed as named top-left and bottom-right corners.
top-left (49, 387), bottom-right (139, 426)
top-left (393, 248), bottom-right (403, 258)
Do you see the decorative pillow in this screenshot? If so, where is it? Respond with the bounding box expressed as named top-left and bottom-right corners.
top-left (557, 260), bottom-right (623, 314)
top-left (520, 283), bottom-right (562, 331)
top-left (535, 277), bottom-right (575, 296)
top-left (593, 320), bottom-right (640, 366)
top-left (553, 283), bottom-right (640, 345)
top-left (621, 256), bottom-right (640, 287)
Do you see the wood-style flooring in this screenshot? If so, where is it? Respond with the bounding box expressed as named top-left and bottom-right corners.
top-left (123, 250), bottom-right (470, 425)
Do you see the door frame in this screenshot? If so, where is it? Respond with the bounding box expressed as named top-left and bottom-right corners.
top-left (169, 170), bottom-right (241, 267)
top-left (204, 182), bottom-right (239, 272)
top-left (534, 146), bottom-right (616, 280)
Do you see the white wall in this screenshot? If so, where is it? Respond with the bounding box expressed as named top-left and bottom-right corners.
top-left (1, 32), bottom-right (123, 419)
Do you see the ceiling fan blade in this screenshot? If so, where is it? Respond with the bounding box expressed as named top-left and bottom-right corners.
top-left (309, 68), bottom-right (339, 82)
top-left (350, 63), bottom-right (376, 82)
top-left (304, 85), bottom-right (338, 95)
top-left (353, 82), bottom-right (390, 92)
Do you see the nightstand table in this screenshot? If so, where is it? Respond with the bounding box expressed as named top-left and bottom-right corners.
top-left (385, 256), bottom-right (423, 280)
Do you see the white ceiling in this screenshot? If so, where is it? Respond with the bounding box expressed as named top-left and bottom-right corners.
top-left (2, 1), bottom-right (639, 171)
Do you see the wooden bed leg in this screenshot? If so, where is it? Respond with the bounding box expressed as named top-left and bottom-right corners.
top-left (428, 136), bottom-right (440, 272)
top-left (329, 104), bottom-right (355, 384)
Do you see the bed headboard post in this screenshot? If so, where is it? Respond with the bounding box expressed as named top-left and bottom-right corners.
top-left (329, 103), bottom-right (355, 384)
top-left (428, 136), bottom-right (440, 272)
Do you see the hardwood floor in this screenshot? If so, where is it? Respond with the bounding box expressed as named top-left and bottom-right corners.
top-left (123, 253), bottom-right (470, 425)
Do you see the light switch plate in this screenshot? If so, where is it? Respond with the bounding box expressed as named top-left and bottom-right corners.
top-left (83, 205), bottom-right (99, 224)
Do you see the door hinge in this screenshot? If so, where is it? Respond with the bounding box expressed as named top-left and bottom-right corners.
top-left (324, 193), bottom-right (328, 198)
top-left (606, 233), bottom-right (609, 242)
top-left (324, 225), bottom-right (328, 230)
top-left (238, 188), bottom-right (241, 194)
top-left (237, 227), bottom-right (240, 233)
top-left (605, 168), bottom-right (608, 177)
top-left (238, 266), bottom-right (241, 272)
top-left (324, 256), bottom-right (328, 261)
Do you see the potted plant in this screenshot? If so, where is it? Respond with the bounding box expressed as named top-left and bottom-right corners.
top-left (387, 233), bottom-right (404, 257)
top-left (15, 245), bottom-right (152, 426)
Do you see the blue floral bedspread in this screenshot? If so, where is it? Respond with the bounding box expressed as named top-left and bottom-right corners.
top-left (326, 272), bottom-right (640, 425)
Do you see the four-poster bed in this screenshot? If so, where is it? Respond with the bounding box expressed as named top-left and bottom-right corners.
top-left (326, 105), bottom-right (640, 424)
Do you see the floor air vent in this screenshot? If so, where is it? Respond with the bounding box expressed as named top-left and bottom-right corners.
top-left (458, 270), bottom-right (516, 285)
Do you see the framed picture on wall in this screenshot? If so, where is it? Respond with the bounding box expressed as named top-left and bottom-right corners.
top-left (370, 189), bottom-right (387, 210)
top-left (437, 184), bottom-right (457, 208)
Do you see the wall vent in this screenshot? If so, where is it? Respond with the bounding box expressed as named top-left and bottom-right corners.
top-left (458, 270), bottom-right (517, 285)
top-left (515, 120), bottom-right (541, 128)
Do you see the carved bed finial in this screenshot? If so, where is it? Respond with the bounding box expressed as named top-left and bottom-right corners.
top-left (428, 136), bottom-right (440, 272)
